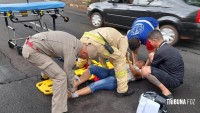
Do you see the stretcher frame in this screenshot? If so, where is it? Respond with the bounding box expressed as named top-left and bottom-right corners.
top-left (0, 1), bottom-right (69, 55)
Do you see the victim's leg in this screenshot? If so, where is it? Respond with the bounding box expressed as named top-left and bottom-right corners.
top-left (71, 76), bottom-right (117, 98)
top-left (76, 86), bottom-right (92, 96)
top-left (74, 69), bottom-right (91, 88)
top-left (71, 66), bottom-right (117, 98)
top-left (74, 65), bottom-right (115, 88)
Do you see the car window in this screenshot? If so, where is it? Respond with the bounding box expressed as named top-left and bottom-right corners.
top-left (136, 0), bottom-right (149, 5)
top-left (184, 0), bottom-right (200, 7)
top-left (149, 0), bottom-right (163, 6)
top-left (110, 0), bottom-right (133, 4)
top-left (136, 0), bottom-right (163, 6)
top-left (124, 0), bottom-right (134, 4)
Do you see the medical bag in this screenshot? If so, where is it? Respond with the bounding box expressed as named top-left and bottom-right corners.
top-left (136, 91), bottom-right (167, 113)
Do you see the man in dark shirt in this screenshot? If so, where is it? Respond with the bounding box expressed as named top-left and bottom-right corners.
top-left (141, 30), bottom-right (184, 99)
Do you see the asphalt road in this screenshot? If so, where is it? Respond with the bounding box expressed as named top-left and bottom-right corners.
top-left (0, 0), bottom-right (200, 113)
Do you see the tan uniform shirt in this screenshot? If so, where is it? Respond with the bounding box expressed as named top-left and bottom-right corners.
top-left (80, 27), bottom-right (128, 93)
top-left (29, 31), bottom-right (82, 84)
top-left (80, 27), bottom-right (128, 72)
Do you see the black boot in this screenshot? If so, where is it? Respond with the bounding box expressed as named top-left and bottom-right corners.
top-left (116, 88), bottom-right (134, 98)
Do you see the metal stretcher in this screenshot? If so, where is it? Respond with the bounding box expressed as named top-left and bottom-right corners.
top-left (0, 1), bottom-right (69, 55)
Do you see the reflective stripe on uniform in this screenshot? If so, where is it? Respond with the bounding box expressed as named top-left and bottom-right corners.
top-left (115, 70), bottom-right (127, 78)
top-left (104, 50), bottom-right (110, 56)
top-left (83, 32), bottom-right (105, 45)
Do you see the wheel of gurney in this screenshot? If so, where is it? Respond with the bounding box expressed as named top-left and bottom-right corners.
top-left (17, 46), bottom-right (23, 56)
top-left (8, 41), bottom-right (14, 49)
top-left (63, 17), bottom-right (69, 22)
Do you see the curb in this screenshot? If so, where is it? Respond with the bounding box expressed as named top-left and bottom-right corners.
top-left (61, 0), bottom-right (88, 11)
top-left (69, 3), bottom-right (88, 11)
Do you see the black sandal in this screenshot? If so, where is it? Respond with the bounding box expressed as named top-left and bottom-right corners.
top-left (159, 93), bottom-right (173, 99)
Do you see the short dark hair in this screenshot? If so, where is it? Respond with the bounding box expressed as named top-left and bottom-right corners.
top-left (128, 38), bottom-right (140, 51)
top-left (148, 29), bottom-right (163, 41)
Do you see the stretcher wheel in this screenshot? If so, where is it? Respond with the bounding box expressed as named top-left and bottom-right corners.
top-left (17, 46), bottom-right (23, 56)
top-left (8, 41), bottom-right (14, 49)
top-left (63, 17), bottom-right (69, 22)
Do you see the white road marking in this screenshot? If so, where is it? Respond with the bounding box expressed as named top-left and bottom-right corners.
top-left (29, 22), bottom-right (52, 31)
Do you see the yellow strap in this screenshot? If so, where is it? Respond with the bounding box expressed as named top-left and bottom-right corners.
top-left (115, 70), bottom-right (127, 78)
top-left (7, 12), bottom-right (11, 17)
top-left (104, 51), bottom-right (110, 56)
top-left (20, 11), bottom-right (28, 16)
top-left (40, 11), bottom-right (43, 15)
top-left (83, 32), bottom-right (105, 45)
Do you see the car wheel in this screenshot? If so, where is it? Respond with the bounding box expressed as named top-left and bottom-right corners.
top-left (160, 25), bottom-right (179, 45)
top-left (91, 12), bottom-right (103, 28)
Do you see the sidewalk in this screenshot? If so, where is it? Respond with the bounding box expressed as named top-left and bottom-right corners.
top-left (61, 0), bottom-right (91, 10)
top-left (61, 0), bottom-right (105, 10)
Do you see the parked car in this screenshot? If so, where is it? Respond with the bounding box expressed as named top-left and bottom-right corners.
top-left (87, 0), bottom-right (200, 45)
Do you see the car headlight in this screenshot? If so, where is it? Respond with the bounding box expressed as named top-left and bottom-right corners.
top-left (87, 6), bottom-right (92, 11)
top-left (87, 4), bottom-right (96, 11)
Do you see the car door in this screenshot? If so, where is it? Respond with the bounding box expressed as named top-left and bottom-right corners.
top-left (104, 0), bottom-right (165, 28)
top-left (104, 0), bottom-right (135, 28)
top-left (127, 0), bottom-right (166, 20)
top-left (135, 0), bottom-right (168, 19)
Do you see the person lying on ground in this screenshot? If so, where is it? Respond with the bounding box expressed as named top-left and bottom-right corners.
top-left (69, 60), bottom-right (145, 98)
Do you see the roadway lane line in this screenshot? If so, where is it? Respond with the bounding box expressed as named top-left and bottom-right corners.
top-left (29, 22), bottom-right (52, 31)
